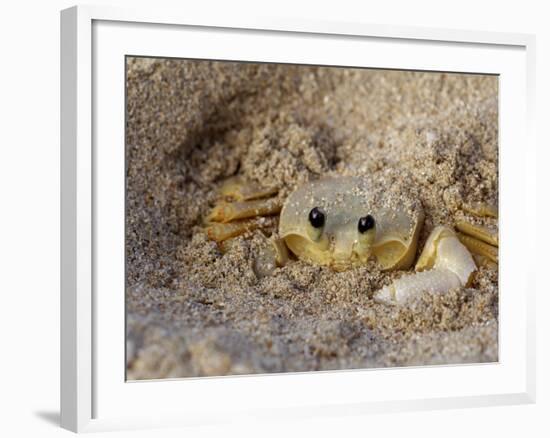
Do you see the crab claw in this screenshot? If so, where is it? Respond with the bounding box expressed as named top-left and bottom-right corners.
top-left (374, 226), bottom-right (476, 305)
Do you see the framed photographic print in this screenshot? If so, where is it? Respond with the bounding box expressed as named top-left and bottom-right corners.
top-left (61, 5), bottom-right (536, 433)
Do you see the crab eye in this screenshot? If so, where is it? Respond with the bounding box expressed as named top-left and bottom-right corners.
top-left (358, 215), bottom-right (375, 234)
top-left (308, 207), bottom-right (325, 229)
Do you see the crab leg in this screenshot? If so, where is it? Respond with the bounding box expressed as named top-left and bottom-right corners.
top-left (207, 198), bottom-right (282, 223)
top-left (455, 202), bottom-right (499, 266)
top-left (456, 232), bottom-right (498, 264)
top-left (205, 219), bottom-right (260, 242)
top-left (472, 254), bottom-right (498, 270)
top-left (219, 176), bottom-right (279, 201)
top-left (456, 221), bottom-right (498, 246)
top-left (462, 202), bottom-right (498, 218)
top-left (204, 217), bottom-right (278, 242)
top-left (374, 226), bottom-right (476, 305)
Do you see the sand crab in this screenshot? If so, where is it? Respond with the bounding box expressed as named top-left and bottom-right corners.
top-left (204, 175), bottom-right (498, 305)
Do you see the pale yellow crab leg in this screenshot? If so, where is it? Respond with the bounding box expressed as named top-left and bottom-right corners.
top-left (204, 219), bottom-right (263, 242)
top-left (374, 226), bottom-right (476, 305)
top-left (455, 221), bottom-right (498, 246)
top-left (456, 232), bottom-right (498, 264)
top-left (205, 216), bottom-right (279, 243)
top-left (455, 202), bottom-right (499, 266)
top-left (207, 198), bottom-right (282, 223)
top-left (219, 176), bottom-right (279, 201)
top-left (473, 254), bottom-right (498, 270)
top-left (462, 202), bottom-right (498, 218)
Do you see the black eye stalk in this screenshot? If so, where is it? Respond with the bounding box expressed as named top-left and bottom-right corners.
top-left (308, 207), bottom-right (325, 229)
top-left (358, 214), bottom-right (375, 233)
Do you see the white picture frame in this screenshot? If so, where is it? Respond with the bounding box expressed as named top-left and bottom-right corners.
top-left (60, 4), bottom-right (537, 433)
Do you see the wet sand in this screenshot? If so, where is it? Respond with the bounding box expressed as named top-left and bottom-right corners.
top-left (125, 58), bottom-right (498, 379)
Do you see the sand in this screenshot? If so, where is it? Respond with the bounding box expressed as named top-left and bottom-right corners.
top-left (125, 57), bottom-right (498, 380)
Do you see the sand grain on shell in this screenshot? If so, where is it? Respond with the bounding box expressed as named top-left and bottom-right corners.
top-left (125, 58), bottom-right (498, 379)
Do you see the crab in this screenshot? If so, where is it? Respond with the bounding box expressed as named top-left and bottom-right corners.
top-left (203, 175), bottom-right (498, 305)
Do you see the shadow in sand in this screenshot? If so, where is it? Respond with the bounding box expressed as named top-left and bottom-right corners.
top-left (35, 411), bottom-right (60, 427)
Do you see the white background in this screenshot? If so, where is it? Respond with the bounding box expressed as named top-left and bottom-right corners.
top-left (0, 0), bottom-right (547, 437)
